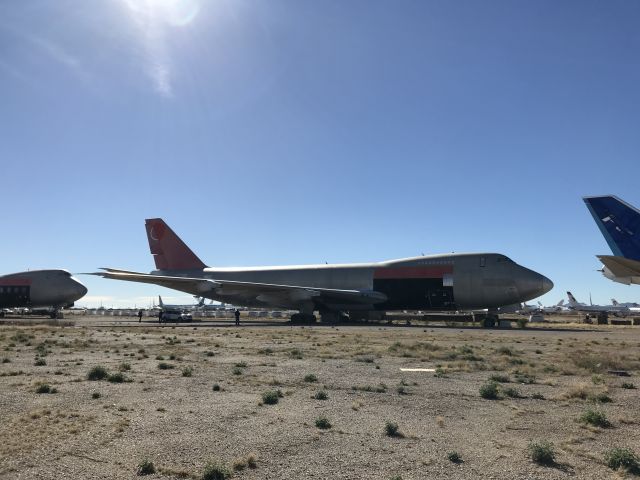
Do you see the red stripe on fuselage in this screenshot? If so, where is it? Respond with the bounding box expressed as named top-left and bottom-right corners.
top-left (0, 278), bottom-right (32, 286)
top-left (373, 266), bottom-right (453, 279)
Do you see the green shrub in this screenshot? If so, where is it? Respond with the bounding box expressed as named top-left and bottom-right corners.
top-left (182, 366), bottom-right (193, 377)
top-left (604, 447), bottom-right (639, 472)
top-left (304, 373), bottom-right (318, 383)
top-left (621, 382), bottom-right (636, 389)
top-left (503, 387), bottom-right (521, 398)
top-left (528, 441), bottom-right (555, 465)
top-left (158, 362), bottom-right (174, 370)
top-left (314, 390), bottom-right (328, 400)
top-left (315, 416), bottom-right (332, 429)
top-left (489, 374), bottom-right (509, 383)
top-left (119, 362), bottom-right (131, 372)
top-left (107, 372), bottom-right (126, 383)
top-left (36, 383), bottom-right (53, 394)
top-left (580, 409), bottom-right (610, 427)
top-left (201, 461), bottom-right (232, 480)
top-left (232, 367), bottom-right (243, 375)
top-left (434, 367), bottom-right (446, 378)
top-left (532, 393), bottom-right (545, 400)
top-left (91, 392), bottom-right (101, 399)
top-left (447, 451), bottom-right (462, 463)
top-left (34, 357), bottom-right (46, 366)
top-left (384, 421), bottom-right (400, 437)
top-left (479, 382), bottom-right (499, 399)
top-left (262, 390), bottom-right (281, 405)
top-left (136, 459), bottom-right (156, 476)
top-left (87, 365), bottom-right (108, 381)
top-left (212, 383), bottom-right (221, 392)
top-left (516, 317), bottom-right (527, 329)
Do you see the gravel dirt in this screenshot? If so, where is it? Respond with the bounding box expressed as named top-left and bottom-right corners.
top-left (1, 316), bottom-right (639, 479)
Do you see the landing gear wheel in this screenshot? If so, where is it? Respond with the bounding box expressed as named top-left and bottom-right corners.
top-left (482, 315), bottom-right (497, 328)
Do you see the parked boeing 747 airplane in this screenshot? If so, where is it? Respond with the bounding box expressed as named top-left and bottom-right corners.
top-left (584, 195), bottom-right (640, 285)
top-left (0, 270), bottom-right (87, 318)
top-left (95, 218), bottom-right (553, 326)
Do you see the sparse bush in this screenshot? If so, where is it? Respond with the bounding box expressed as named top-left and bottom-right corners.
top-left (34, 357), bottom-right (46, 366)
top-left (201, 461), bottom-right (232, 480)
top-left (1, 357), bottom-right (10, 363)
top-left (514, 372), bottom-right (536, 384)
top-left (592, 374), bottom-right (604, 385)
top-left (206, 351), bottom-right (215, 357)
top-left (304, 373), bottom-right (318, 383)
top-left (158, 362), bottom-right (175, 370)
top-left (91, 392), bottom-right (101, 399)
top-left (246, 453), bottom-right (257, 469)
top-left (580, 409), bottom-right (610, 427)
top-left (397, 385), bottom-right (408, 395)
top-left (532, 393), bottom-right (545, 400)
top-left (315, 416), bottom-right (332, 429)
top-left (87, 365), bottom-right (108, 381)
top-left (621, 382), bottom-right (636, 389)
top-left (232, 366), bottom-right (243, 375)
top-left (137, 459), bottom-right (156, 476)
top-left (182, 366), bottom-right (193, 377)
top-left (503, 387), bottom-right (521, 398)
top-left (262, 390), bottom-right (281, 405)
top-left (235, 361), bottom-right (247, 368)
top-left (447, 451), bottom-right (462, 463)
top-left (589, 392), bottom-right (612, 403)
top-left (489, 374), bottom-right (509, 383)
top-left (528, 441), bottom-right (555, 465)
top-left (604, 447), bottom-right (639, 472)
top-left (434, 367), bottom-right (446, 378)
top-left (212, 383), bottom-right (221, 392)
top-left (516, 318), bottom-right (527, 329)
top-left (384, 421), bottom-right (400, 437)
top-left (107, 372), bottom-right (126, 383)
top-left (36, 383), bottom-right (52, 394)
top-left (479, 382), bottom-right (499, 399)
top-left (119, 362), bottom-right (131, 372)
top-left (289, 348), bottom-right (303, 359)
top-left (496, 346), bottom-right (514, 356)
top-left (314, 390), bottom-right (328, 400)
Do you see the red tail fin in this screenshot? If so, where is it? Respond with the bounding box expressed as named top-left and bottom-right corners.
top-left (145, 218), bottom-right (207, 270)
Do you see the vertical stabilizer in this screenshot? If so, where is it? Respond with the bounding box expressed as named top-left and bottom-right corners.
top-left (583, 196), bottom-right (640, 261)
top-left (145, 218), bottom-right (207, 271)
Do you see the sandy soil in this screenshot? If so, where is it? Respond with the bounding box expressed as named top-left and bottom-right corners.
top-left (1, 316), bottom-right (639, 479)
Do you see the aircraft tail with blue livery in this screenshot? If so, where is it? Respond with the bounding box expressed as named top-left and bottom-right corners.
top-left (583, 195), bottom-right (640, 285)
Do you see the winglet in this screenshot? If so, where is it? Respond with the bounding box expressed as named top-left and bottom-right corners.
top-left (145, 218), bottom-right (207, 270)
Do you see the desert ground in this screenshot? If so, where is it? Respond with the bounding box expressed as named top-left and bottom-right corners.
top-left (0, 315), bottom-right (639, 479)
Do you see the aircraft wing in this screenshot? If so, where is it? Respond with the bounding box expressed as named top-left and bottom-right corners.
top-left (95, 269), bottom-right (387, 308)
top-left (598, 255), bottom-right (640, 278)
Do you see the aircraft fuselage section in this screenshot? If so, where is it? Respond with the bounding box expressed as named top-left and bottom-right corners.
top-left (0, 270), bottom-right (87, 309)
top-left (155, 253), bottom-right (550, 311)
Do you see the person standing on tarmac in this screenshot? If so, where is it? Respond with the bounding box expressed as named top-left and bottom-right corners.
top-left (138, 309), bottom-right (143, 323)
top-left (234, 308), bottom-right (240, 326)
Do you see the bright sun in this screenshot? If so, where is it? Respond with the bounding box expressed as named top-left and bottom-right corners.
top-left (122, 0), bottom-right (200, 26)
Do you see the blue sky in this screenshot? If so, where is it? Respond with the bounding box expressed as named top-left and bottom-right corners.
top-left (1, 0), bottom-right (640, 308)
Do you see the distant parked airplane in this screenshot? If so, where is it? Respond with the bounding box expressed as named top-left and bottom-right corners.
top-left (583, 195), bottom-right (640, 285)
top-left (537, 299), bottom-right (565, 313)
top-left (0, 270), bottom-right (87, 318)
top-left (94, 218), bottom-right (552, 326)
top-left (566, 291), bottom-right (632, 317)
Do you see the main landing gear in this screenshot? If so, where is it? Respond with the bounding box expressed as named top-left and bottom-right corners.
top-left (290, 313), bottom-right (317, 324)
top-left (476, 313), bottom-right (499, 328)
top-left (50, 309), bottom-right (64, 319)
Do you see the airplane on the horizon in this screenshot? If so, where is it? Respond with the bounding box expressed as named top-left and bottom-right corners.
top-left (583, 195), bottom-right (640, 285)
top-left (537, 299), bottom-right (565, 313)
top-left (517, 302), bottom-right (540, 315)
top-left (157, 295), bottom-right (204, 311)
top-left (0, 270), bottom-right (87, 319)
top-left (94, 218), bottom-right (553, 327)
top-left (566, 291), bottom-right (632, 317)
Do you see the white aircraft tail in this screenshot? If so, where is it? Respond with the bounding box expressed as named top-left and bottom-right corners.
top-left (158, 295), bottom-right (164, 308)
top-left (566, 291), bottom-right (579, 306)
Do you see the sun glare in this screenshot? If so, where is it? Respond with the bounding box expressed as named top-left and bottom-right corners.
top-left (123, 0), bottom-right (200, 26)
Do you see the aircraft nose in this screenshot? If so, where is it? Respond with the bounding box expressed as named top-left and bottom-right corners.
top-left (71, 278), bottom-right (88, 300)
top-left (515, 267), bottom-right (554, 301)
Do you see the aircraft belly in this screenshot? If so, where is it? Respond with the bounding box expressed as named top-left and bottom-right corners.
top-left (0, 281), bottom-right (31, 309)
